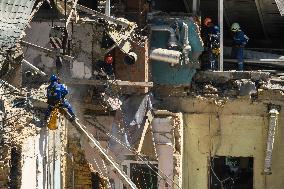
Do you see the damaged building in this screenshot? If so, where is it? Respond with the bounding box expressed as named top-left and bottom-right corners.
top-left (0, 0), bottom-right (284, 189)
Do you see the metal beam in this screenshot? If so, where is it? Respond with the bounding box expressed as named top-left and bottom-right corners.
top-left (22, 59), bottom-right (47, 76)
top-left (62, 110), bottom-right (138, 189)
top-left (255, 0), bottom-right (269, 39)
top-left (218, 0), bottom-right (224, 71)
top-left (65, 78), bottom-right (153, 87)
top-left (20, 40), bottom-right (74, 61)
top-left (76, 4), bottom-right (129, 28)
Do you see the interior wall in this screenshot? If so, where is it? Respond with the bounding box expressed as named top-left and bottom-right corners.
top-left (181, 97), bottom-right (284, 189)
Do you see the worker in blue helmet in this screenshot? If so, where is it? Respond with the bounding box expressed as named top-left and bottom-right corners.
top-left (44, 74), bottom-right (76, 121)
top-left (231, 23), bottom-right (249, 71)
top-left (203, 17), bottom-right (220, 71)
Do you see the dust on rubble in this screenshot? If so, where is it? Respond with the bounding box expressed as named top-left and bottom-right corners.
top-left (0, 84), bottom-right (47, 145)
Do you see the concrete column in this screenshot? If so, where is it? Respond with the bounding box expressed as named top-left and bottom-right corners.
top-left (192, 0), bottom-right (200, 14)
top-left (152, 117), bottom-right (174, 189)
top-left (105, 0), bottom-right (111, 16)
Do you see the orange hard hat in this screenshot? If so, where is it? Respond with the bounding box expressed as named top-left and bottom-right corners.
top-left (105, 55), bottom-right (113, 64)
top-left (204, 17), bottom-right (212, 27)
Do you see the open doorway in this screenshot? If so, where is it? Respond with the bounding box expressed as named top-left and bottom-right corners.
top-left (210, 156), bottom-right (253, 189)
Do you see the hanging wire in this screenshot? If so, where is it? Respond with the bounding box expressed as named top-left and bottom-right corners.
top-left (85, 117), bottom-right (182, 189)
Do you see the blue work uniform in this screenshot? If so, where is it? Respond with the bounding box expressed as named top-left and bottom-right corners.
top-left (232, 30), bottom-right (249, 71)
top-left (45, 81), bottom-right (75, 119)
top-left (205, 25), bottom-right (220, 70)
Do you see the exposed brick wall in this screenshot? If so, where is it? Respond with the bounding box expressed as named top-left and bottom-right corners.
top-left (8, 146), bottom-right (22, 189)
top-left (66, 136), bottom-right (92, 189)
top-left (66, 135), bottom-right (108, 189)
top-left (0, 144), bottom-right (10, 189)
top-left (0, 145), bottom-right (22, 189)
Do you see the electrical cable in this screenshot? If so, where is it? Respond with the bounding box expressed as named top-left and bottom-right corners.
top-left (85, 116), bottom-right (182, 189)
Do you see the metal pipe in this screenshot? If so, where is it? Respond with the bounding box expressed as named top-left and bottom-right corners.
top-left (218, 0), bottom-right (224, 71)
top-left (22, 59), bottom-right (46, 76)
top-left (151, 25), bottom-right (178, 48)
top-left (182, 22), bottom-right (191, 64)
top-left (264, 105), bottom-right (280, 175)
top-left (149, 48), bottom-right (182, 66)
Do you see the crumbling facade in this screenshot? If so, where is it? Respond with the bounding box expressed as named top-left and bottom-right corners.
top-left (0, 0), bottom-right (284, 189)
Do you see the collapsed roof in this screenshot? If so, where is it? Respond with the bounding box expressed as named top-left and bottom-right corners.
top-left (0, 0), bottom-right (37, 50)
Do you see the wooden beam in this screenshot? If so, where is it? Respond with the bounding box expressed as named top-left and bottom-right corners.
top-left (137, 111), bottom-right (154, 154)
top-left (65, 78), bottom-right (153, 87)
top-left (76, 4), bottom-right (129, 28)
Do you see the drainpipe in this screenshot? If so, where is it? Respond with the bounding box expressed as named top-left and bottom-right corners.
top-left (182, 22), bottom-right (191, 64)
top-left (151, 26), bottom-right (178, 49)
top-left (264, 105), bottom-right (280, 175)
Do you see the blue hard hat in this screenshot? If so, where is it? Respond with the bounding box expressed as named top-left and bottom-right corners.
top-left (50, 74), bottom-right (58, 82)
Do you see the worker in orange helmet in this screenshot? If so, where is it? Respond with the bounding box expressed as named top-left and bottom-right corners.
top-left (203, 17), bottom-right (220, 71)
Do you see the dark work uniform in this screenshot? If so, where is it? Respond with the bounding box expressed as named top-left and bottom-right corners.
top-left (45, 81), bottom-right (75, 119)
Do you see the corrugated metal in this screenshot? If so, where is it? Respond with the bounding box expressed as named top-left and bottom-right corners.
top-left (0, 0), bottom-right (36, 50)
top-left (275, 0), bottom-right (284, 16)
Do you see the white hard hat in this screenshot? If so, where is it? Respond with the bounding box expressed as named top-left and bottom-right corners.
top-left (231, 23), bottom-right (240, 32)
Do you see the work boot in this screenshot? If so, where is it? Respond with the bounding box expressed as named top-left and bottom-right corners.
top-left (40, 117), bottom-right (48, 128)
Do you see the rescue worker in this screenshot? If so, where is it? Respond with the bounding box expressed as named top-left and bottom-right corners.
top-left (44, 74), bottom-right (76, 122)
top-left (203, 17), bottom-right (220, 71)
top-left (231, 23), bottom-right (249, 71)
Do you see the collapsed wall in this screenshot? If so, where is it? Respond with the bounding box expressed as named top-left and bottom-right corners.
top-left (154, 71), bottom-right (284, 189)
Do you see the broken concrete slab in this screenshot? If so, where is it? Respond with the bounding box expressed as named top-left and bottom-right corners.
top-left (234, 79), bottom-right (257, 96)
top-left (194, 71), bottom-right (270, 83)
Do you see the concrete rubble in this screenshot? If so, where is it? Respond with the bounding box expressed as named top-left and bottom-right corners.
top-left (0, 0), bottom-right (284, 189)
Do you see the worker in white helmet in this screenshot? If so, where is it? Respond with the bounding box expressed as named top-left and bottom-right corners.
top-left (231, 23), bottom-right (249, 71)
